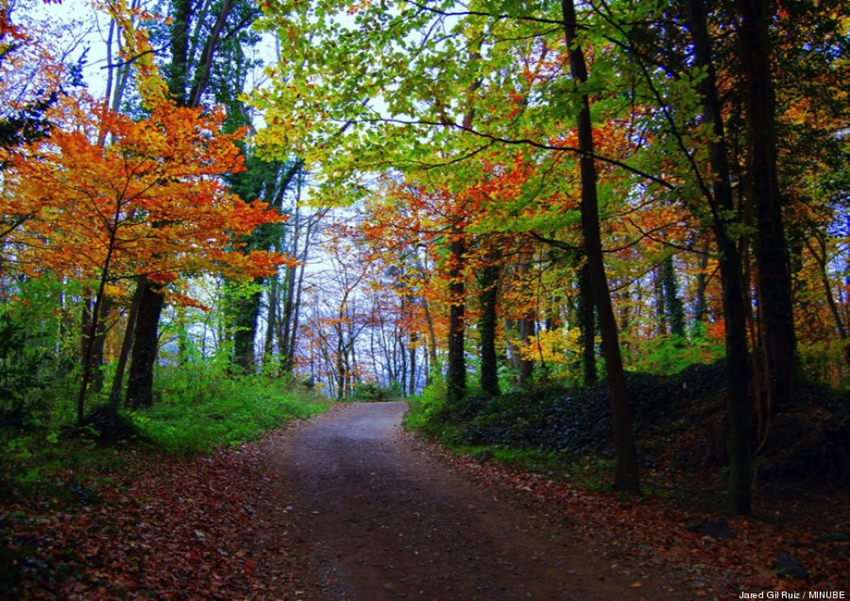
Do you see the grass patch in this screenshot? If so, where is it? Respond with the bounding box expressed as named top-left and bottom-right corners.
top-left (132, 375), bottom-right (333, 455)
top-left (1, 374), bottom-right (334, 500)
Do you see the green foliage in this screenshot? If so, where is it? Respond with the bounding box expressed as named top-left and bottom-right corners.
top-left (0, 315), bottom-right (55, 428)
top-left (798, 339), bottom-right (850, 389)
top-left (403, 376), bottom-right (447, 434)
top-left (132, 370), bottom-right (332, 455)
top-left (0, 277), bottom-right (76, 429)
top-left (408, 360), bottom-right (849, 490)
top-left (409, 363), bottom-right (731, 456)
top-left (346, 380), bottom-right (402, 402)
top-left (622, 333), bottom-right (725, 375)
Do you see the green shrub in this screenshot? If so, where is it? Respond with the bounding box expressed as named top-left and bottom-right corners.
top-left (131, 374), bottom-right (332, 455)
top-left (0, 315), bottom-right (57, 429)
top-left (408, 363), bottom-right (730, 456)
top-left (403, 377), bottom-right (447, 433)
top-left (347, 381), bottom-right (402, 402)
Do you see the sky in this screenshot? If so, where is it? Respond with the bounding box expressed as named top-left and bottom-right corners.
top-left (15, 0), bottom-right (277, 104)
top-left (14, 0), bottom-right (110, 95)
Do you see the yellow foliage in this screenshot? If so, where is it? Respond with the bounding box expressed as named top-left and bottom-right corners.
top-left (514, 327), bottom-right (582, 365)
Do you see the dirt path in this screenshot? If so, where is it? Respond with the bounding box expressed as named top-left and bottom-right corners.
top-left (265, 402), bottom-right (678, 601)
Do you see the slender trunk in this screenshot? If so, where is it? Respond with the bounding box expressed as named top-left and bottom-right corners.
top-left (737, 0), bottom-right (798, 409)
top-left (518, 316), bottom-right (535, 383)
top-left (287, 260), bottom-right (307, 370)
top-left (478, 261), bottom-right (500, 396)
top-left (423, 298), bottom-right (438, 385)
top-left (110, 276), bottom-right (143, 406)
top-left (562, 0), bottom-right (639, 492)
top-left (688, 0), bottom-right (754, 514)
top-left (81, 296), bottom-right (111, 394)
top-left (280, 262), bottom-right (297, 371)
top-left (805, 236), bottom-right (849, 368)
top-left (578, 262), bottom-right (597, 385)
top-left (409, 331), bottom-right (418, 395)
top-left (78, 194), bottom-right (126, 423)
top-left (265, 274), bottom-right (278, 361)
top-left (693, 240), bottom-right (710, 334)
top-left (446, 232), bottom-right (467, 404)
top-left (78, 274), bottom-right (114, 425)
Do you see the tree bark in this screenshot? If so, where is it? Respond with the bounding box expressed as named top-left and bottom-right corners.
top-left (561, 0), bottom-right (639, 492)
top-left (110, 277), bottom-right (143, 406)
top-left (736, 0), bottom-right (798, 409)
top-left (126, 279), bottom-right (165, 409)
top-left (446, 232), bottom-right (467, 404)
top-left (688, 0), bottom-right (754, 514)
top-left (478, 261), bottom-right (500, 396)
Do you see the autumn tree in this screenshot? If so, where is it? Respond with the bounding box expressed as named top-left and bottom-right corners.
top-left (0, 87), bottom-right (284, 423)
top-left (126, 0), bottom-right (264, 407)
top-left (253, 0), bottom-right (846, 505)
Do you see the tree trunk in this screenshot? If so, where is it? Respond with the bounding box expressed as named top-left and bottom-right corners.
top-left (231, 278), bottom-right (262, 374)
top-left (110, 276), bottom-right (144, 406)
top-left (662, 254), bottom-right (686, 341)
top-left (409, 331), bottom-right (418, 395)
top-left (81, 295), bottom-right (113, 394)
top-left (446, 232), bottom-right (467, 404)
top-left (688, 0), bottom-right (754, 514)
top-left (478, 261), bottom-right (500, 396)
top-left (126, 279), bottom-right (165, 409)
top-left (264, 273), bottom-right (278, 361)
top-left (693, 240), bottom-right (711, 334)
top-left (561, 0), bottom-right (639, 492)
top-left (655, 263), bottom-right (668, 337)
top-left (280, 261), bottom-right (297, 372)
top-left (423, 297), bottom-right (438, 385)
top-left (127, 0), bottom-right (241, 406)
top-left (577, 261), bottom-right (597, 385)
top-left (737, 0), bottom-right (798, 410)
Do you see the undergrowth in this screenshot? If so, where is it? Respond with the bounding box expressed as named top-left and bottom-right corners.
top-left (405, 360), bottom-right (849, 494)
top-left (133, 373), bottom-right (333, 455)
top-left (0, 371), bottom-right (333, 498)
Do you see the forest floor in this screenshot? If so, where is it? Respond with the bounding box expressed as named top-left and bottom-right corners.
top-left (1, 401), bottom-right (847, 600)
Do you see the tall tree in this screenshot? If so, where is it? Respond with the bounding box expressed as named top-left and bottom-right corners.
top-left (127, 0), bottom-right (260, 406)
top-left (477, 257), bottom-right (501, 397)
top-left (686, 0), bottom-right (754, 514)
top-left (446, 225), bottom-right (468, 404)
top-left (736, 0), bottom-right (799, 409)
top-left (560, 0), bottom-right (639, 492)
top-left (2, 90), bottom-right (283, 423)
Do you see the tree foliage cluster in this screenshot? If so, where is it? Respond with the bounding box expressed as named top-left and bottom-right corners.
top-left (0, 0), bottom-right (323, 444)
top-left (252, 0), bottom-right (848, 513)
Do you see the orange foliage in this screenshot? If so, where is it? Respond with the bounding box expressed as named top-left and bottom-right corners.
top-left (0, 90), bottom-right (286, 301)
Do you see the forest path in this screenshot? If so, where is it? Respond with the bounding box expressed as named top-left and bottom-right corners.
top-left (264, 402), bottom-right (678, 601)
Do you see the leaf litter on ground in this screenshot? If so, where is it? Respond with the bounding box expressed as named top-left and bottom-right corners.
top-left (2, 426), bottom-right (847, 600)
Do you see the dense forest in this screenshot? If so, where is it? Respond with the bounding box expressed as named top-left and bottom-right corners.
top-left (0, 0), bottom-right (847, 589)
